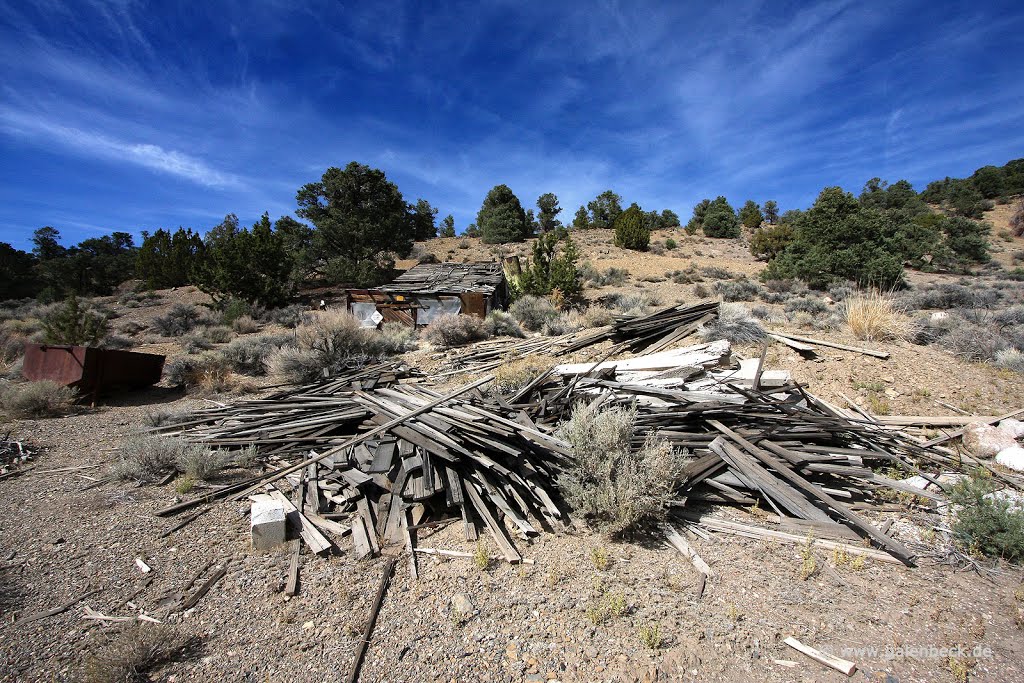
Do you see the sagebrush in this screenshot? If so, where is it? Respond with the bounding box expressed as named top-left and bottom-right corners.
top-left (0, 380), bottom-right (76, 418)
top-left (558, 403), bottom-right (686, 535)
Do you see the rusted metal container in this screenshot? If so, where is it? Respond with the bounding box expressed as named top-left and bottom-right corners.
top-left (22, 344), bottom-right (165, 397)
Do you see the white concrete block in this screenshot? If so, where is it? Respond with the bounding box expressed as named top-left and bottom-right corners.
top-left (251, 494), bottom-right (287, 550)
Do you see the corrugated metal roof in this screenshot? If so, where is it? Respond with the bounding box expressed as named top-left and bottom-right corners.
top-left (379, 262), bottom-right (505, 295)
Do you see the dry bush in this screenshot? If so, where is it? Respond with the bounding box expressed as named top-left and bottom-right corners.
top-left (713, 278), bottom-right (762, 302)
top-left (492, 355), bottom-right (553, 394)
top-left (424, 314), bottom-right (491, 347)
top-left (509, 295), bottom-right (559, 332)
top-left (82, 625), bottom-right (200, 683)
top-left (1010, 198), bottom-right (1024, 237)
top-left (698, 303), bottom-right (766, 343)
top-left (111, 435), bottom-right (197, 483)
top-left (230, 314), bottom-right (260, 334)
top-left (152, 304), bottom-right (215, 337)
top-left (0, 380), bottom-right (76, 418)
top-left (379, 322), bottom-right (418, 353)
top-left (605, 291), bottom-right (659, 315)
top-left (541, 313), bottom-right (582, 337)
top-left (164, 353), bottom-right (230, 387)
top-left (176, 445), bottom-right (230, 481)
top-left (783, 295), bottom-right (829, 316)
top-left (484, 311), bottom-right (525, 338)
top-left (938, 321), bottom-right (1010, 362)
top-left (995, 348), bottom-right (1024, 374)
top-left (581, 306), bottom-right (616, 328)
top-left (219, 334), bottom-right (293, 376)
top-left (268, 310), bottom-right (393, 383)
top-left (558, 403), bottom-right (687, 536)
top-left (201, 325), bottom-right (234, 343)
top-left (264, 304), bottom-right (306, 328)
top-left (844, 292), bottom-right (912, 341)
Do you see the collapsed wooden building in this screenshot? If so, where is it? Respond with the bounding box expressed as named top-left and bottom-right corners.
top-left (344, 262), bottom-right (509, 328)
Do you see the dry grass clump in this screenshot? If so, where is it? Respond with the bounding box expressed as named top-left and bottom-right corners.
top-left (0, 380), bottom-right (76, 418)
top-left (378, 321), bottom-right (418, 353)
top-left (938, 322), bottom-right (1010, 362)
top-left (424, 314), bottom-right (491, 348)
top-left (558, 403), bottom-right (686, 536)
top-left (492, 355), bottom-right (554, 394)
top-left (698, 303), bottom-right (766, 343)
top-left (844, 292), bottom-right (912, 341)
top-left (82, 626), bottom-right (200, 683)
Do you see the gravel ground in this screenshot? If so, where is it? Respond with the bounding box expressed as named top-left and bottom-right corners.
top-left (2, 388), bottom-right (1024, 683)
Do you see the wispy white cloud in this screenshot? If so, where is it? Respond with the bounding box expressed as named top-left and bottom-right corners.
top-left (0, 106), bottom-right (242, 188)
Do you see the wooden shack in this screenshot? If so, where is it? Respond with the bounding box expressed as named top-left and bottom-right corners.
top-left (344, 262), bottom-right (509, 328)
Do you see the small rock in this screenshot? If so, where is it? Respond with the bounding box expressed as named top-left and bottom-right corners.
top-left (963, 423), bottom-right (1018, 459)
top-left (302, 621), bottom-right (315, 630)
top-left (995, 446), bottom-right (1024, 472)
top-left (451, 593), bottom-right (474, 617)
top-left (999, 418), bottom-right (1024, 439)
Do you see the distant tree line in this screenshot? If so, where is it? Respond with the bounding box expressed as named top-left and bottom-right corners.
top-left (2, 157), bottom-right (1020, 303)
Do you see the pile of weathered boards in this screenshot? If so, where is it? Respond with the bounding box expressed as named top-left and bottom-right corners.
top-left (152, 301), bottom-right (1014, 567)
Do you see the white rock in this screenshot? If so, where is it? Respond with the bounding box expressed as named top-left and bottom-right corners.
top-left (930, 311), bottom-right (949, 321)
top-left (251, 494), bottom-right (287, 550)
top-left (962, 423), bottom-right (1018, 459)
top-left (998, 418), bottom-right (1024, 439)
top-left (451, 593), bottom-right (475, 616)
top-left (995, 446), bottom-right (1024, 472)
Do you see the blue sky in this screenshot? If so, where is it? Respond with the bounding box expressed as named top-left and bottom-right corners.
top-left (2, 0), bottom-right (1023, 251)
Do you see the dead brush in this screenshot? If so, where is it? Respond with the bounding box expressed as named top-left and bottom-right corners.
top-left (844, 291), bottom-right (911, 342)
top-left (81, 625), bottom-right (200, 683)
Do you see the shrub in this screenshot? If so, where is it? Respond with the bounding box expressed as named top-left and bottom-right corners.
top-left (541, 313), bottom-right (582, 337)
top-left (844, 292), bottom-right (911, 341)
top-left (698, 303), bottom-right (766, 343)
top-left (995, 305), bottom-right (1024, 327)
top-left (81, 626), bottom-right (199, 683)
top-left (693, 284), bottom-right (710, 299)
top-left (595, 267), bottom-right (629, 286)
top-left (484, 311), bottom-right (525, 338)
top-left (910, 314), bottom-right (953, 345)
top-left (995, 348), bottom-right (1024, 373)
top-left (42, 296), bottom-right (109, 346)
top-left (784, 296), bottom-right (829, 316)
top-left (164, 353), bottom-right (233, 392)
top-left (182, 335), bottom-right (212, 354)
top-left (176, 445), bottom-right (230, 481)
top-left (492, 355), bottom-right (553, 394)
top-left (827, 281), bottom-right (857, 302)
top-left (100, 335), bottom-right (135, 350)
top-left (201, 325), bottom-right (234, 343)
top-left (949, 472), bottom-right (1024, 563)
top-left (265, 304), bottom-right (306, 329)
top-left (581, 306), bottom-right (617, 328)
top-left (558, 403), bottom-right (686, 535)
top-left (1011, 198), bottom-right (1024, 237)
top-left (152, 304), bottom-right (212, 337)
top-left (664, 238), bottom-right (677, 250)
top-left (939, 322), bottom-right (1010, 362)
top-left (605, 291), bottom-right (659, 314)
top-left (648, 241), bottom-right (665, 255)
top-left (267, 310), bottom-right (396, 383)
top-left (231, 315), bottom-right (260, 334)
top-left (509, 295), bottom-right (560, 332)
top-left (220, 297), bottom-right (253, 325)
top-left (713, 278), bottom-right (762, 302)
top-left (749, 222), bottom-right (795, 260)
top-left (219, 334), bottom-right (293, 376)
top-left (110, 435), bottom-right (200, 482)
top-left (379, 322), bottom-right (418, 353)
top-left (0, 380), bottom-right (76, 418)
top-left (902, 283), bottom-right (981, 310)
top-left (424, 314), bottom-right (491, 348)
top-left (514, 232), bottom-right (583, 308)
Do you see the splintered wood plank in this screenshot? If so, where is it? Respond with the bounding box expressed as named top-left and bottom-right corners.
top-left (357, 496), bottom-right (381, 556)
top-left (351, 515), bottom-right (373, 560)
top-left (463, 480), bottom-right (521, 563)
top-left (369, 440), bottom-right (396, 473)
top-left (284, 540), bottom-right (301, 596)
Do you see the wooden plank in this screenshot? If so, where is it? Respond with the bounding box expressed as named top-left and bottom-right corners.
top-left (463, 480), bottom-right (521, 563)
top-left (13, 588), bottom-right (102, 626)
top-left (664, 526), bottom-right (713, 577)
top-left (784, 637), bottom-right (857, 676)
top-left (709, 421), bottom-right (916, 566)
top-left (351, 515), bottom-right (373, 560)
top-left (346, 559), bottom-right (397, 683)
top-left (180, 562), bottom-right (230, 611)
top-left (768, 331), bottom-right (889, 359)
top-left (155, 375), bottom-right (495, 517)
top-left (284, 540), bottom-right (300, 597)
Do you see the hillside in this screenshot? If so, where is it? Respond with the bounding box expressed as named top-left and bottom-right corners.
top-left (1, 209), bottom-right (1023, 683)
